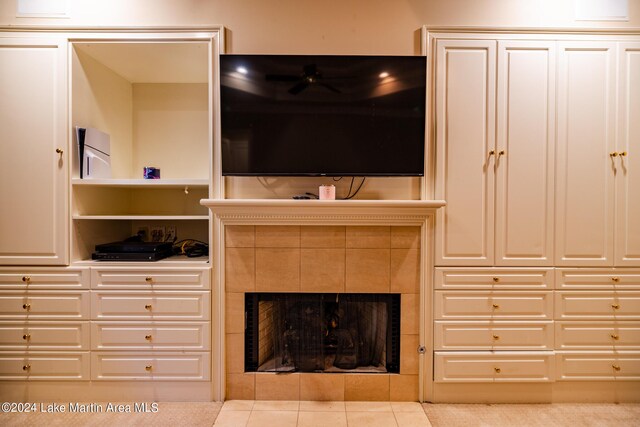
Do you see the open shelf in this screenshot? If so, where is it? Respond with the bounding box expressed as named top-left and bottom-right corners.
top-left (72, 178), bottom-right (209, 189)
top-left (73, 215), bottom-right (208, 220)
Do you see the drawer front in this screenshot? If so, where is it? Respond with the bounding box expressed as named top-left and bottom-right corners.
top-left (556, 269), bottom-right (640, 290)
top-left (91, 352), bottom-right (210, 381)
top-left (92, 268), bottom-right (210, 290)
top-left (0, 352), bottom-right (89, 380)
top-left (434, 351), bottom-right (555, 382)
top-left (92, 291), bottom-right (210, 320)
top-left (435, 268), bottom-right (553, 290)
top-left (434, 291), bottom-right (553, 319)
top-left (434, 321), bottom-right (554, 350)
top-left (92, 322), bottom-right (210, 350)
top-left (0, 291), bottom-right (90, 319)
top-left (556, 353), bottom-right (640, 381)
top-left (555, 291), bottom-right (640, 320)
top-left (0, 268), bottom-right (89, 290)
top-left (555, 322), bottom-right (640, 350)
top-left (0, 322), bottom-right (89, 350)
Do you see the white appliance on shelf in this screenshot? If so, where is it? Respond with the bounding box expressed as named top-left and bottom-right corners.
top-left (76, 127), bottom-right (111, 179)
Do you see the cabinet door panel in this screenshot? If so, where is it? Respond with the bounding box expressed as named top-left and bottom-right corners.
top-left (435, 40), bottom-right (496, 266)
top-left (616, 42), bottom-right (640, 266)
top-left (0, 38), bottom-right (67, 265)
top-left (496, 41), bottom-right (555, 266)
top-left (556, 42), bottom-right (616, 266)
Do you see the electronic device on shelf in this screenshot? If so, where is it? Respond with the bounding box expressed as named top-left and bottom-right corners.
top-left (92, 241), bottom-right (173, 261)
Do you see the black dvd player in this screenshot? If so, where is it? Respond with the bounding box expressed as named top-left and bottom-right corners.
top-left (92, 241), bottom-right (173, 261)
top-left (92, 250), bottom-right (172, 261)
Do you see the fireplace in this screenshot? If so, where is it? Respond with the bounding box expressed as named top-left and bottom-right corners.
top-left (245, 293), bottom-right (401, 374)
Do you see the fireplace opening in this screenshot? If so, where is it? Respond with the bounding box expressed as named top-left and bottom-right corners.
top-left (245, 293), bottom-right (400, 374)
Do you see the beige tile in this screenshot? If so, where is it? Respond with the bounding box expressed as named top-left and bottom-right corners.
top-left (346, 249), bottom-right (390, 293)
top-left (346, 411), bottom-right (398, 427)
top-left (221, 400), bottom-right (255, 411)
top-left (390, 375), bottom-right (419, 401)
top-left (390, 226), bottom-right (421, 249)
top-left (300, 373), bottom-right (345, 401)
top-left (345, 401), bottom-right (393, 412)
top-left (226, 292), bottom-right (245, 334)
top-left (226, 333), bottom-right (245, 374)
top-left (299, 401), bottom-right (346, 412)
top-left (390, 249), bottom-right (420, 294)
top-left (252, 400), bottom-right (300, 411)
top-left (400, 335), bottom-right (419, 375)
top-left (255, 373), bottom-right (300, 400)
top-left (226, 225), bottom-right (255, 248)
top-left (298, 411), bottom-right (348, 427)
top-left (255, 225), bottom-right (300, 248)
top-left (390, 401), bottom-right (424, 412)
top-left (214, 409), bottom-right (251, 426)
top-left (247, 410), bottom-right (298, 427)
top-left (344, 375), bottom-right (390, 401)
top-left (227, 373), bottom-right (255, 400)
top-left (226, 248), bottom-right (255, 292)
top-left (301, 225), bottom-right (346, 248)
top-left (255, 248), bottom-right (300, 292)
top-left (394, 411), bottom-right (432, 426)
top-left (300, 248), bottom-right (345, 293)
top-left (346, 226), bottom-right (391, 248)
top-left (401, 293), bottom-right (420, 335)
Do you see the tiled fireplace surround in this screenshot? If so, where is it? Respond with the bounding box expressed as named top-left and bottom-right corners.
top-left (224, 225), bottom-right (421, 401)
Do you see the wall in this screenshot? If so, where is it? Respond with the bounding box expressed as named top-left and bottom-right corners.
top-left (1, 1), bottom-right (639, 55)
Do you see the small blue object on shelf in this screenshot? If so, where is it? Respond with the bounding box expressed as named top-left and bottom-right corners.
top-left (143, 167), bottom-right (160, 179)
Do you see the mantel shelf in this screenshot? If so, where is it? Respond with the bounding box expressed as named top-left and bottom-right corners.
top-left (200, 198), bottom-right (446, 225)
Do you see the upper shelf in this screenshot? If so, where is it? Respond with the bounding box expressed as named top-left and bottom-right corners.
top-left (72, 178), bottom-right (209, 189)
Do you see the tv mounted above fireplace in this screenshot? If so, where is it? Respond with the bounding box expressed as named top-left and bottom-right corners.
top-left (220, 54), bottom-right (426, 177)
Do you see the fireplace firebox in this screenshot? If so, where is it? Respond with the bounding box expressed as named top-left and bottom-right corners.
top-left (245, 293), bottom-right (400, 374)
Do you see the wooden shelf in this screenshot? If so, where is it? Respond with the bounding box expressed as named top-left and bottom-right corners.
top-left (72, 178), bottom-right (208, 189)
top-left (73, 254), bottom-right (210, 266)
top-left (72, 215), bottom-right (209, 220)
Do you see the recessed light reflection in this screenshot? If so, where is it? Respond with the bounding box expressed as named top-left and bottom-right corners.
top-left (379, 71), bottom-right (390, 78)
top-left (237, 66), bottom-right (248, 74)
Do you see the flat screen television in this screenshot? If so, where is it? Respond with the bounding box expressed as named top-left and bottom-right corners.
top-left (220, 54), bottom-right (426, 176)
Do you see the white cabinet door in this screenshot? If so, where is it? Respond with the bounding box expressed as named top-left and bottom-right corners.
top-left (556, 42), bottom-right (617, 266)
top-left (435, 40), bottom-right (496, 266)
top-left (0, 37), bottom-right (68, 265)
top-left (616, 42), bottom-right (640, 266)
top-left (495, 41), bottom-right (555, 266)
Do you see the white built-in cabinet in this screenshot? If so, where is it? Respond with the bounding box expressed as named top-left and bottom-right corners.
top-left (0, 37), bottom-right (68, 265)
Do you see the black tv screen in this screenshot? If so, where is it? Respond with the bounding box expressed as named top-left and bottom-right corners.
top-left (220, 55), bottom-right (426, 176)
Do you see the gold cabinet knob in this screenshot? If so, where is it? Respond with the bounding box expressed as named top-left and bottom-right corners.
top-left (145, 335), bottom-right (152, 341)
top-left (145, 365), bottom-right (153, 371)
top-left (494, 367), bottom-right (501, 373)
top-left (498, 150), bottom-right (506, 157)
top-left (55, 148), bottom-right (64, 154)
top-left (21, 276), bottom-right (31, 283)
top-left (492, 277), bottom-right (500, 283)
top-left (22, 303), bottom-right (31, 310)
top-left (22, 364), bottom-right (31, 371)
top-left (620, 151), bottom-right (628, 157)
top-left (144, 304), bottom-right (152, 310)
top-left (612, 364), bottom-right (621, 371)
top-left (612, 303), bottom-right (620, 310)
top-left (492, 334), bottom-right (500, 340)
top-left (610, 152), bottom-right (619, 157)
top-left (488, 150), bottom-right (496, 156)
top-left (22, 334), bottom-right (31, 340)
top-left (145, 277), bottom-right (153, 283)
top-left (492, 304), bottom-right (500, 309)
top-left (612, 277), bottom-right (620, 282)
top-left (611, 334), bottom-right (620, 340)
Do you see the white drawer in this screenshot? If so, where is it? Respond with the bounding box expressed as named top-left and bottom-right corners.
top-left (434, 321), bottom-right (554, 350)
top-left (556, 269), bottom-right (640, 290)
top-left (91, 291), bottom-right (210, 320)
top-left (555, 322), bottom-right (640, 350)
top-left (92, 322), bottom-right (210, 350)
top-left (434, 351), bottom-right (555, 382)
top-left (91, 267), bottom-right (210, 290)
top-left (556, 353), bottom-right (640, 381)
top-left (434, 291), bottom-right (553, 319)
top-left (0, 322), bottom-right (89, 350)
top-left (0, 291), bottom-right (90, 319)
top-left (435, 268), bottom-right (553, 290)
top-left (0, 268), bottom-right (89, 290)
top-left (0, 352), bottom-right (89, 380)
top-left (91, 352), bottom-right (210, 381)
top-left (555, 291), bottom-right (640, 320)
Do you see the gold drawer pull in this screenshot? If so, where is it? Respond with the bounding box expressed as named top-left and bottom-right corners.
top-left (492, 277), bottom-right (500, 283)
top-left (145, 335), bottom-right (152, 341)
top-left (492, 304), bottom-right (500, 309)
top-left (144, 304), bottom-right (152, 310)
top-left (22, 364), bottom-right (31, 371)
top-left (22, 334), bottom-right (31, 340)
top-left (494, 367), bottom-right (501, 373)
top-left (611, 334), bottom-right (620, 340)
top-left (611, 304), bottom-right (620, 310)
top-left (620, 151), bottom-right (628, 157)
top-left (492, 334), bottom-right (500, 340)
top-left (22, 303), bottom-right (31, 310)
top-left (612, 364), bottom-right (621, 371)
top-left (145, 277), bottom-right (153, 283)
top-left (612, 277), bottom-right (620, 283)
top-left (21, 276), bottom-right (31, 283)
top-left (145, 365), bottom-right (153, 371)
top-left (610, 152), bottom-right (619, 157)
